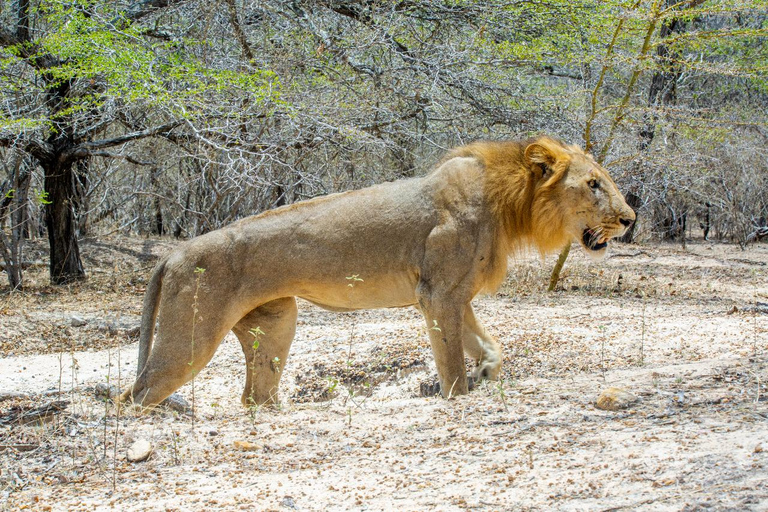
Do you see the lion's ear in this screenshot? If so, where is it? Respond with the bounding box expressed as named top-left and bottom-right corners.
top-left (524, 139), bottom-right (570, 180)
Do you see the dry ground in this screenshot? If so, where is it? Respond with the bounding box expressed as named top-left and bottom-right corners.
top-left (1, 237), bottom-right (767, 511)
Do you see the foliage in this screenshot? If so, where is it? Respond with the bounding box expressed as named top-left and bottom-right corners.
top-left (0, 0), bottom-right (767, 287)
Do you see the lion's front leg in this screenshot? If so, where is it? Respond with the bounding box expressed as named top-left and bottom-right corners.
top-left (417, 289), bottom-right (469, 398)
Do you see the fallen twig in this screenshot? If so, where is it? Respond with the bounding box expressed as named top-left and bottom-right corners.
top-left (0, 400), bottom-right (70, 425)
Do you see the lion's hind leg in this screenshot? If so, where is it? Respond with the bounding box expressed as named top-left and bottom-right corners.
top-left (232, 297), bottom-right (298, 408)
top-left (462, 305), bottom-right (502, 382)
top-left (124, 309), bottom-right (234, 410)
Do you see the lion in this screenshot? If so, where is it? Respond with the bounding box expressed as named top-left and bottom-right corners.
top-left (121, 135), bottom-right (635, 409)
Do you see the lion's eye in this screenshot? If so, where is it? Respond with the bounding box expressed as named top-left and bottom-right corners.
top-left (588, 179), bottom-right (600, 190)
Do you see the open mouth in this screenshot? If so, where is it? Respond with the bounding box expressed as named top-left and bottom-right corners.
top-left (582, 228), bottom-right (608, 251)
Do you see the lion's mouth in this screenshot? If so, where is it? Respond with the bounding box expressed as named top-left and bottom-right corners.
top-left (582, 228), bottom-right (608, 251)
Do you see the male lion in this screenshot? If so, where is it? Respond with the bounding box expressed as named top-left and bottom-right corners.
top-left (121, 135), bottom-right (635, 409)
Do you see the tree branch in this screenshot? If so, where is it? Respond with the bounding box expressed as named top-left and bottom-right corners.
top-left (88, 151), bottom-right (154, 166)
top-left (0, 135), bottom-right (55, 163)
top-left (221, 0), bottom-right (255, 63)
top-left (66, 120), bottom-right (183, 159)
top-left (122, 0), bottom-right (186, 23)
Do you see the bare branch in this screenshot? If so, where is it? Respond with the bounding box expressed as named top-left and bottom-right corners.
top-left (66, 121), bottom-right (183, 158)
top-left (122, 0), bottom-right (187, 23)
top-left (88, 151), bottom-right (154, 166)
top-left (221, 0), bottom-right (255, 63)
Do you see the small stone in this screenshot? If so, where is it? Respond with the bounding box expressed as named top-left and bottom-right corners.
top-left (233, 440), bottom-right (261, 452)
top-left (127, 439), bottom-right (153, 462)
top-left (162, 393), bottom-right (192, 414)
top-left (754, 443), bottom-right (763, 454)
top-left (419, 380), bottom-right (441, 397)
top-left (596, 387), bottom-right (639, 411)
top-left (94, 383), bottom-right (119, 398)
top-left (70, 315), bottom-right (87, 327)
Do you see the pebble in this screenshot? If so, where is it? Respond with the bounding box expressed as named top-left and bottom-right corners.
top-left (127, 439), bottom-right (153, 462)
top-left (70, 315), bottom-right (87, 327)
top-left (596, 387), bottom-right (639, 411)
top-left (233, 440), bottom-right (261, 452)
top-left (163, 393), bottom-right (192, 414)
top-left (94, 383), bottom-right (119, 398)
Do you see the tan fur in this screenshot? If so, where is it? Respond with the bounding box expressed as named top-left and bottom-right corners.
top-left (121, 135), bottom-right (635, 410)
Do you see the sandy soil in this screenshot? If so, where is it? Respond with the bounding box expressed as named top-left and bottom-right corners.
top-left (1, 237), bottom-right (767, 511)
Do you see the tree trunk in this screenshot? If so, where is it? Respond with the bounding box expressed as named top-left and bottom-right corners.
top-left (73, 158), bottom-right (90, 236)
top-left (0, 155), bottom-right (32, 289)
top-left (548, 243), bottom-right (571, 292)
top-left (639, 13), bottom-right (684, 151)
top-left (150, 166), bottom-right (164, 235)
top-left (634, 1), bottom-right (686, 244)
top-left (10, 163), bottom-right (31, 288)
top-left (44, 161), bottom-right (85, 284)
top-left (617, 191), bottom-right (641, 243)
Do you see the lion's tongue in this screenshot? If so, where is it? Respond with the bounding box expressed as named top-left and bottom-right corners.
top-left (583, 229), bottom-right (607, 250)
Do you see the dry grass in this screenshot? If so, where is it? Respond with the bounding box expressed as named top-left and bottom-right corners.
top-left (1, 237), bottom-right (766, 511)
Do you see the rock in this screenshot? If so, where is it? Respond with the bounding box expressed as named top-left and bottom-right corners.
top-left (1, 400), bottom-right (69, 426)
top-left (162, 393), bottom-right (192, 414)
top-left (419, 380), bottom-right (441, 397)
top-left (127, 439), bottom-right (153, 462)
top-left (233, 440), bottom-right (261, 452)
top-left (94, 383), bottom-right (119, 399)
top-left (419, 374), bottom-right (476, 397)
top-left (95, 317), bottom-right (141, 336)
top-left (70, 315), bottom-right (87, 327)
top-left (596, 387), bottom-right (639, 411)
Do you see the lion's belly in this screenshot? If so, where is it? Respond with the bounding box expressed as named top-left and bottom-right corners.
top-left (297, 272), bottom-right (419, 311)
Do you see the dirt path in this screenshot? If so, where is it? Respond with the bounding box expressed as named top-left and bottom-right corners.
top-left (1, 239), bottom-right (767, 511)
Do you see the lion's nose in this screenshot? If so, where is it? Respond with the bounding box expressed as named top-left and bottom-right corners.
top-left (619, 217), bottom-right (633, 227)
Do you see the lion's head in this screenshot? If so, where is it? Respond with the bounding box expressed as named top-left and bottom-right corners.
top-left (524, 136), bottom-right (635, 259)
top-left (458, 135), bottom-right (635, 259)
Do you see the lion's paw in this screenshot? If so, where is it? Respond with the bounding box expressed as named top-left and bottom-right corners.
top-left (419, 375), bottom-right (476, 397)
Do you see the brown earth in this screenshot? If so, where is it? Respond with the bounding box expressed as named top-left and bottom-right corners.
top-left (1, 237), bottom-right (767, 511)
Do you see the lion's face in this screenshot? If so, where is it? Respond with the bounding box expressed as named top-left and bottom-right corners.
top-left (559, 153), bottom-right (635, 259)
top-left (525, 139), bottom-right (636, 259)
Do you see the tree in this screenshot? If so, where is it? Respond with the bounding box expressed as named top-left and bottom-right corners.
top-left (0, 0), bottom-right (279, 284)
top-left (0, 150), bottom-right (31, 289)
top-left (548, 0), bottom-right (768, 290)
top-left (1, 0), bottom-right (765, 290)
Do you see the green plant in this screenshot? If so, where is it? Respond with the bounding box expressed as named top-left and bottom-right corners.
top-left (598, 324), bottom-right (607, 382)
top-left (170, 430), bottom-right (182, 466)
top-left (346, 274), bottom-right (364, 287)
top-left (326, 376), bottom-right (339, 395)
top-left (640, 291), bottom-right (647, 366)
top-left (249, 326), bottom-right (264, 351)
top-left (34, 189), bottom-right (52, 206)
top-left (344, 274), bottom-right (363, 369)
top-left (496, 378), bottom-right (510, 413)
top-left (189, 267), bottom-right (206, 427)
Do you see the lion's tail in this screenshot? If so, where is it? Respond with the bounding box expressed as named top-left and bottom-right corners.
top-left (136, 258), bottom-right (166, 376)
